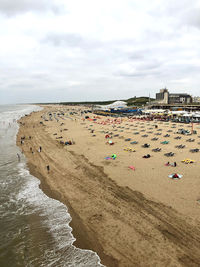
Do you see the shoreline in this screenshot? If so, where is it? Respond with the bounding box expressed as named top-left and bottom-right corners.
top-left (27, 161), bottom-right (118, 267)
top-left (17, 108), bottom-right (118, 267)
top-left (17, 106), bottom-right (200, 267)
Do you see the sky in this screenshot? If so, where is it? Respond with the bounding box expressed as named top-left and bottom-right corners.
top-left (0, 0), bottom-right (200, 104)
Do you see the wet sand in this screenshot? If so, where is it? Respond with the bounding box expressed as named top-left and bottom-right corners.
top-left (17, 105), bottom-right (200, 267)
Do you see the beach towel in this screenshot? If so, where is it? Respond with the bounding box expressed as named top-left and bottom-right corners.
top-left (129, 165), bottom-right (135, 171)
top-left (105, 157), bottom-right (112, 160)
top-left (124, 148), bottom-right (136, 152)
top-left (108, 140), bottom-right (114, 145)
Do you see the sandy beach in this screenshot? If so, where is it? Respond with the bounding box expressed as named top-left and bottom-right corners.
top-left (17, 105), bottom-right (200, 267)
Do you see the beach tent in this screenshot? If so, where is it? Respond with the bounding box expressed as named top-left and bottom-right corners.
top-left (168, 173), bottom-right (183, 179)
top-left (97, 101), bottom-right (127, 111)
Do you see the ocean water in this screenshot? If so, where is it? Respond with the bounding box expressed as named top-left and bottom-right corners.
top-left (0, 105), bottom-right (103, 267)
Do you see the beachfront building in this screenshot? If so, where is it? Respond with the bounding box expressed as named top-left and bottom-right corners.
top-left (193, 96), bottom-right (200, 103)
top-left (156, 89), bottom-right (192, 104)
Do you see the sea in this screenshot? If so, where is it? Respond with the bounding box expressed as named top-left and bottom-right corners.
top-left (0, 105), bottom-right (104, 267)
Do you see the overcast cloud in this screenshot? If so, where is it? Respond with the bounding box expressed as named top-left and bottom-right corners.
top-left (0, 0), bottom-right (200, 104)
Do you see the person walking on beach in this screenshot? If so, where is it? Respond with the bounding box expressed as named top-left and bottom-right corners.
top-left (47, 165), bottom-right (50, 173)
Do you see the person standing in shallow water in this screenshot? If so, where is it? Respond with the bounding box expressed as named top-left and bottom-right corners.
top-left (17, 153), bottom-right (20, 162)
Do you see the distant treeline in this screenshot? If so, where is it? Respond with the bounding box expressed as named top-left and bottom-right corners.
top-left (60, 100), bottom-right (117, 105)
top-left (60, 96), bottom-right (155, 107)
top-left (126, 97), bottom-right (154, 106)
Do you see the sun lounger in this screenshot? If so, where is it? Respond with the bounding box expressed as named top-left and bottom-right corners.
top-left (142, 143), bottom-right (150, 148)
top-left (152, 148), bottom-right (161, 152)
top-left (181, 159), bottom-right (195, 164)
top-left (175, 145), bottom-right (185, 149)
top-left (151, 137), bottom-right (158, 141)
top-left (190, 148), bottom-right (199, 153)
top-left (161, 141), bottom-right (169, 144)
top-left (186, 138), bottom-right (195, 142)
top-left (174, 136), bottom-right (181, 139)
top-left (164, 152), bottom-right (174, 157)
top-left (143, 154), bottom-right (151, 158)
top-left (130, 141), bottom-right (138, 144)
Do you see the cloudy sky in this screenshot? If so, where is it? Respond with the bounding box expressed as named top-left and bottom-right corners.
top-left (0, 0), bottom-right (200, 104)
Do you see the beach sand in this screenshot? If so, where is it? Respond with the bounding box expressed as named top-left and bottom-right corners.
top-left (17, 105), bottom-right (200, 267)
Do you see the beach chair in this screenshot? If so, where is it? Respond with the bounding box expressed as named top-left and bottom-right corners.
top-left (186, 138), bottom-right (195, 142)
top-left (161, 141), bottom-right (169, 144)
top-left (143, 154), bottom-right (151, 158)
top-left (164, 152), bottom-right (174, 157)
top-left (190, 148), bottom-right (199, 153)
top-left (181, 159), bottom-right (195, 164)
top-left (174, 136), bottom-right (181, 140)
top-left (142, 143), bottom-right (150, 148)
top-left (175, 144), bottom-right (185, 149)
top-left (152, 148), bottom-right (161, 152)
top-left (130, 141), bottom-right (138, 144)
